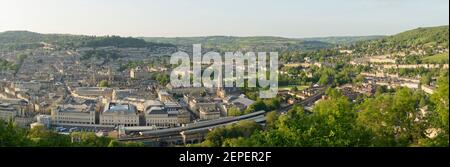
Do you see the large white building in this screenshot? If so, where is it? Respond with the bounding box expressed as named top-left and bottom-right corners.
top-left (144, 101), bottom-right (190, 127)
top-left (51, 104), bottom-right (96, 126)
top-left (0, 103), bottom-right (17, 122)
top-left (145, 106), bottom-right (177, 127)
top-left (100, 102), bottom-right (139, 127)
top-left (0, 100), bottom-right (31, 127)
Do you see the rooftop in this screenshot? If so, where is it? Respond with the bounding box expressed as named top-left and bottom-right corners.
top-left (144, 100), bottom-right (163, 108)
top-left (76, 87), bottom-right (112, 91)
top-left (146, 106), bottom-right (167, 115)
top-left (0, 103), bottom-right (16, 111)
top-left (103, 102), bottom-right (136, 114)
top-left (158, 90), bottom-right (170, 96)
top-left (57, 104), bottom-right (93, 113)
top-left (231, 95), bottom-right (255, 107)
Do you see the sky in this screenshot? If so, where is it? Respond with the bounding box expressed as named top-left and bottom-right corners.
top-left (0, 0), bottom-right (448, 38)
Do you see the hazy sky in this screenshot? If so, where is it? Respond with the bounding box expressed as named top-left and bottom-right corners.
top-left (0, 0), bottom-right (448, 38)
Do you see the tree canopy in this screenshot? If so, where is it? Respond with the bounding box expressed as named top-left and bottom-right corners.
top-left (198, 79), bottom-right (449, 147)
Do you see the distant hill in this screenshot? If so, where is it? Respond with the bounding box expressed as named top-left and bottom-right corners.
top-left (350, 25), bottom-right (449, 56)
top-left (301, 36), bottom-right (385, 45)
top-left (83, 36), bottom-right (175, 48)
top-left (0, 31), bottom-right (92, 50)
top-left (0, 31), bottom-right (175, 50)
top-left (141, 36), bottom-right (332, 51)
top-left (0, 31), bottom-right (44, 43)
top-left (2, 26), bottom-right (447, 53)
top-left (381, 25), bottom-right (449, 47)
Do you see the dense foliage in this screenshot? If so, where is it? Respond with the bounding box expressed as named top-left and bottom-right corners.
top-left (349, 26), bottom-right (449, 56)
top-left (302, 36), bottom-right (384, 45)
top-left (0, 31), bottom-right (93, 50)
top-left (0, 123), bottom-right (143, 147)
top-left (383, 26), bottom-right (449, 47)
top-left (84, 36), bottom-right (175, 48)
top-left (154, 73), bottom-right (170, 86)
top-left (0, 58), bottom-right (17, 71)
top-left (197, 75), bottom-right (449, 147)
top-left (99, 80), bottom-right (109, 87)
top-left (0, 31), bottom-right (175, 51)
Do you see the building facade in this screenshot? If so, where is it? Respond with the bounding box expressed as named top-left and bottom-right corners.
top-left (100, 102), bottom-right (139, 127)
top-left (145, 101), bottom-right (190, 127)
top-left (0, 103), bottom-right (17, 122)
top-left (51, 104), bottom-right (96, 126)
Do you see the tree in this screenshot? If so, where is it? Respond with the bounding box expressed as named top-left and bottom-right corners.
top-left (0, 120), bottom-right (144, 147)
top-left (308, 92), bottom-right (367, 146)
top-left (71, 132), bottom-right (110, 147)
top-left (353, 74), bottom-right (365, 84)
top-left (122, 141), bottom-right (145, 147)
top-left (244, 100), bottom-right (267, 114)
top-left (227, 107), bottom-right (242, 116)
top-left (265, 111), bottom-right (279, 127)
top-left (420, 73), bottom-right (432, 86)
top-left (432, 74), bottom-right (449, 132)
top-left (291, 86), bottom-right (298, 92)
top-left (421, 74), bottom-right (449, 146)
top-left (211, 89), bottom-right (371, 147)
top-left (108, 140), bottom-right (144, 147)
top-left (28, 125), bottom-right (72, 147)
top-left (318, 72), bottom-right (330, 85)
top-left (0, 120), bottom-right (32, 146)
top-left (264, 98), bottom-right (281, 111)
top-left (108, 140), bottom-right (121, 147)
top-left (197, 120), bottom-right (261, 147)
top-left (357, 87), bottom-right (427, 146)
top-left (326, 87), bottom-right (342, 99)
top-left (99, 80), bottom-right (109, 87)
top-left (154, 73), bottom-right (170, 86)
top-left (198, 84), bottom-right (448, 147)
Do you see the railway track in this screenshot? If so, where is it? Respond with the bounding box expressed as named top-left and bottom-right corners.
top-left (118, 89), bottom-right (325, 142)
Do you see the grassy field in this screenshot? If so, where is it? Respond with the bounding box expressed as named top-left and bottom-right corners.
top-left (422, 52), bottom-right (449, 63)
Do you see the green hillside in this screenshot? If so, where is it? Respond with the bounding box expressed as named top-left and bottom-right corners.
top-left (422, 52), bottom-right (449, 64)
top-left (384, 25), bottom-right (449, 47)
top-left (350, 25), bottom-right (449, 56)
top-left (0, 31), bottom-right (175, 50)
top-left (0, 31), bottom-right (92, 50)
top-left (141, 36), bottom-right (332, 51)
top-left (302, 36), bottom-right (385, 44)
top-left (84, 36), bottom-right (175, 48)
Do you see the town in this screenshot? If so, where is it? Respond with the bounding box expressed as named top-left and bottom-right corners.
top-left (0, 25), bottom-right (448, 147)
top-left (0, 36), bottom-right (274, 145)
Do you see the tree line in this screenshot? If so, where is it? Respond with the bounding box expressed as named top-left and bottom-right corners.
top-left (0, 123), bottom-right (143, 147)
top-left (194, 74), bottom-right (448, 147)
